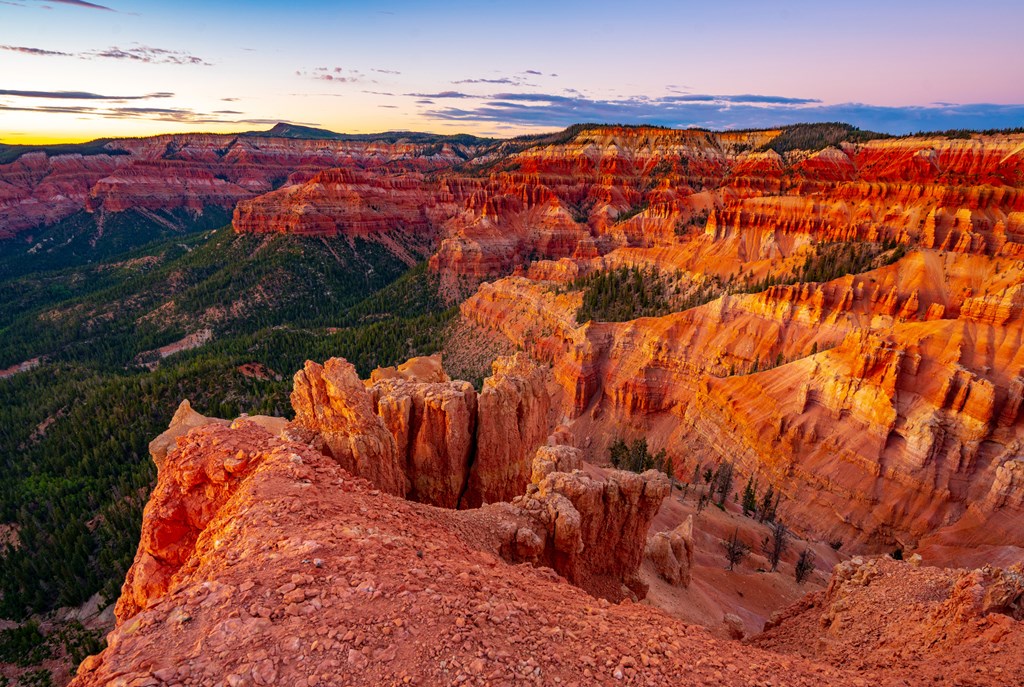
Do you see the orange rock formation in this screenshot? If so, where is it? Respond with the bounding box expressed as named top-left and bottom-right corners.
top-left (445, 128), bottom-right (1024, 562)
top-left (291, 354), bottom-right (555, 509)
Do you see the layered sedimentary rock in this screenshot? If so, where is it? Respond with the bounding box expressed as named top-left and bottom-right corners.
top-left (429, 129), bottom-right (1024, 297)
top-left (0, 129), bottom-right (485, 240)
top-left (753, 557), bottom-right (1024, 685)
top-left (77, 418), bottom-right (901, 687)
top-left (230, 169), bottom-right (468, 261)
top-left (291, 354), bottom-right (554, 508)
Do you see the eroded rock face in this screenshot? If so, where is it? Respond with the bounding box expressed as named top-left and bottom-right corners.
top-left (460, 248), bottom-right (1024, 558)
top-left (292, 354), bottom-right (553, 509)
top-left (465, 353), bottom-right (553, 507)
top-left (369, 376), bottom-right (477, 508)
top-left (488, 468), bottom-right (671, 601)
top-left (530, 444), bottom-right (584, 483)
top-left (290, 358), bottom-right (405, 496)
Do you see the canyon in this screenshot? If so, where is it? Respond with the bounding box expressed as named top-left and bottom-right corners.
top-left (3, 122), bottom-right (1024, 685)
top-left (6, 123), bottom-right (1023, 559)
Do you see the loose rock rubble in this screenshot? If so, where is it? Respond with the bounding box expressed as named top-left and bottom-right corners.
top-left (753, 556), bottom-right (1024, 686)
top-left (74, 421), bottom-right (890, 687)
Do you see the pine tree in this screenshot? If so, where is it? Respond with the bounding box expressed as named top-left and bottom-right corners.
top-left (742, 476), bottom-right (758, 516)
top-left (608, 439), bottom-right (628, 469)
top-left (761, 519), bottom-right (788, 572)
top-left (715, 462), bottom-right (734, 507)
top-left (758, 484), bottom-right (775, 523)
top-left (795, 548), bottom-right (815, 583)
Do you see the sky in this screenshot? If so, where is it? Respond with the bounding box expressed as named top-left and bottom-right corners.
top-left (2, 0), bottom-right (1024, 143)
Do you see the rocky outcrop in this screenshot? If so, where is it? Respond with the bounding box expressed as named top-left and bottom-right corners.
top-left (464, 353), bottom-right (553, 507)
top-left (290, 358), bottom-right (405, 496)
top-left (115, 418), bottom-right (283, 623)
top-left (489, 468), bottom-right (671, 601)
top-left (753, 557), bottom-right (1024, 685)
top-left (291, 354), bottom-right (554, 509)
top-left (76, 419), bottom-right (888, 687)
top-left (530, 444), bottom-right (583, 482)
top-left (369, 373), bottom-right (477, 508)
top-left (147, 400), bottom-right (228, 472)
top-left (646, 516), bottom-right (694, 588)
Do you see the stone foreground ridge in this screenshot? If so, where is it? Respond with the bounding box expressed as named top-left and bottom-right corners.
top-left (116, 351), bottom-right (671, 624)
top-left (76, 418), bottom-right (1023, 686)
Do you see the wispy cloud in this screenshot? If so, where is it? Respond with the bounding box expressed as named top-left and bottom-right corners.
top-left (665, 94), bottom-right (821, 105)
top-left (405, 91), bottom-right (472, 99)
top-left (85, 45), bottom-right (211, 65)
top-left (297, 66), bottom-right (369, 84)
top-left (0, 100), bottom-right (317, 126)
top-left (453, 77), bottom-right (518, 85)
top-left (1, 43), bottom-right (212, 65)
top-left (417, 91), bottom-right (1024, 134)
top-left (0, 89), bottom-right (173, 100)
top-left (0, 45), bottom-right (72, 56)
top-left (46, 0), bottom-right (114, 10)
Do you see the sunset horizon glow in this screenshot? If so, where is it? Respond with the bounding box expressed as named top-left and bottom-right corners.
top-left (3, 0), bottom-right (1024, 144)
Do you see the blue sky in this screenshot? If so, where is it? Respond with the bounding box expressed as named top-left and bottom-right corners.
top-left (2, 0), bottom-right (1023, 141)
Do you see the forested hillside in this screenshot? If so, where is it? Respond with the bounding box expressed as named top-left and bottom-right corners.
top-left (0, 228), bottom-right (451, 619)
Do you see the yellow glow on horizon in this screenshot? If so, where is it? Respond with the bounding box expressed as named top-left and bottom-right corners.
top-left (0, 115), bottom-right (550, 146)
